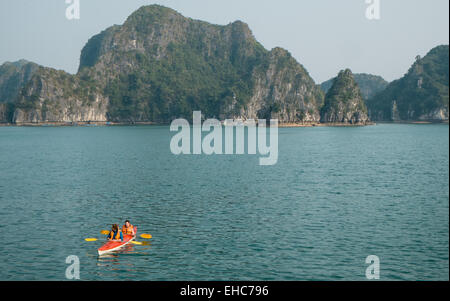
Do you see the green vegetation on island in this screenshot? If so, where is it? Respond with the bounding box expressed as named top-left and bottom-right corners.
top-left (366, 45), bottom-right (449, 121)
top-left (320, 69), bottom-right (369, 124)
top-left (321, 73), bottom-right (389, 101)
top-left (0, 5), bottom-right (448, 125)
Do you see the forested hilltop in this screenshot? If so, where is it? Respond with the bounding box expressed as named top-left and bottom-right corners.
top-left (321, 73), bottom-right (389, 101)
top-left (0, 60), bottom-right (39, 122)
top-left (320, 69), bottom-right (369, 124)
top-left (366, 45), bottom-right (449, 122)
top-left (0, 5), bottom-right (324, 124)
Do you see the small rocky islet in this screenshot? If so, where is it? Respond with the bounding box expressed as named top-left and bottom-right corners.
top-left (0, 5), bottom-right (448, 126)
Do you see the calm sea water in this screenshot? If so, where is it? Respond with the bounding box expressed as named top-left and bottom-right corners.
top-left (0, 124), bottom-right (448, 280)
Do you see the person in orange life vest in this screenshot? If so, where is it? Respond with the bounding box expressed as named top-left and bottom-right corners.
top-left (108, 224), bottom-right (123, 241)
top-left (122, 220), bottom-right (135, 236)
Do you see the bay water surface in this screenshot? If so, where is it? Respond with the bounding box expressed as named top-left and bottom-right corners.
top-left (0, 124), bottom-right (448, 280)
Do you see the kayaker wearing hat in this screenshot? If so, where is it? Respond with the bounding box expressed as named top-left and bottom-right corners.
top-left (108, 224), bottom-right (123, 241)
top-left (122, 220), bottom-right (135, 236)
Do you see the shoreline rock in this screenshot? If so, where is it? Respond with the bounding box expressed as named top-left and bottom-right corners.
top-left (1, 121), bottom-right (381, 127)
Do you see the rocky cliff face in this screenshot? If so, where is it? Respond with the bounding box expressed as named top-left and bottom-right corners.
top-left (6, 5), bottom-right (323, 123)
top-left (0, 5), bottom-right (349, 125)
top-left (6, 5), bottom-right (324, 124)
top-left (72, 5), bottom-right (324, 124)
top-left (13, 67), bottom-right (108, 123)
top-left (0, 103), bottom-right (9, 123)
top-left (0, 60), bottom-right (39, 122)
top-left (320, 69), bottom-right (369, 124)
top-left (242, 48), bottom-right (323, 123)
top-left (367, 45), bottom-right (449, 121)
top-left (0, 60), bottom-right (39, 103)
top-left (1, 6), bottom-right (447, 125)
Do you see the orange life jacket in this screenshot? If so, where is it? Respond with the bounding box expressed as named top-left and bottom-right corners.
top-left (108, 229), bottom-right (121, 240)
top-left (122, 224), bottom-right (134, 235)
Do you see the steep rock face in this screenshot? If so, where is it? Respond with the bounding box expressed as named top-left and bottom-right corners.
top-left (0, 60), bottom-right (39, 122)
top-left (0, 60), bottom-right (39, 103)
top-left (320, 69), bottom-right (369, 124)
top-left (9, 5), bottom-right (323, 124)
top-left (367, 45), bottom-right (449, 121)
top-left (75, 5), bottom-right (323, 123)
top-left (321, 73), bottom-right (388, 101)
top-left (0, 103), bottom-right (12, 123)
top-left (242, 48), bottom-right (323, 122)
top-left (0, 103), bottom-right (4, 121)
top-left (13, 68), bottom-right (108, 123)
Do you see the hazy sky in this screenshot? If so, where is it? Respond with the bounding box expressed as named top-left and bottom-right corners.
top-left (0, 0), bottom-right (448, 83)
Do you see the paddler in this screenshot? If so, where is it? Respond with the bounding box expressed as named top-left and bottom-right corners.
top-left (108, 224), bottom-right (123, 241)
top-left (122, 220), bottom-right (135, 236)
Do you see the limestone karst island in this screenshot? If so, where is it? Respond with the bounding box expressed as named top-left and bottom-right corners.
top-left (0, 5), bottom-right (448, 126)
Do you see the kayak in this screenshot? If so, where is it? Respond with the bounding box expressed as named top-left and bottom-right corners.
top-left (98, 226), bottom-right (137, 256)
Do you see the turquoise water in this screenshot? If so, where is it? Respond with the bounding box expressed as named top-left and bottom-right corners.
top-left (0, 124), bottom-right (448, 280)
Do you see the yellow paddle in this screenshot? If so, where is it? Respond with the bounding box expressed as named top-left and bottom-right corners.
top-left (85, 238), bottom-right (98, 242)
top-left (130, 241), bottom-right (151, 246)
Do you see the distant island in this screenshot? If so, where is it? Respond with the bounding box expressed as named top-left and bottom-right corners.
top-left (320, 69), bottom-right (369, 125)
top-left (0, 5), bottom-right (448, 126)
top-left (366, 45), bottom-right (449, 122)
top-left (321, 73), bottom-right (389, 102)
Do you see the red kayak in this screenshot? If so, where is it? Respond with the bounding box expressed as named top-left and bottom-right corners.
top-left (98, 226), bottom-right (137, 256)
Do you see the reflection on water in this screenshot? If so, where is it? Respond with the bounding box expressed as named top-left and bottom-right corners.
top-left (90, 243), bottom-right (153, 277)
